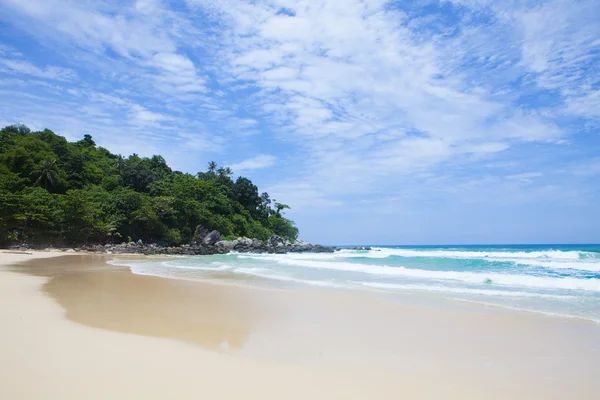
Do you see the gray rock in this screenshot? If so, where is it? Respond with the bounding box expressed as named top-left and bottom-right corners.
top-left (236, 237), bottom-right (252, 247)
top-left (202, 230), bottom-right (221, 245)
top-left (194, 225), bottom-right (210, 244)
top-left (216, 240), bottom-right (236, 250)
top-left (268, 235), bottom-right (285, 247)
top-left (251, 239), bottom-right (264, 248)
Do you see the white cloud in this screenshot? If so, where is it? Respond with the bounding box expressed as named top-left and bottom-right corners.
top-left (1, 0), bottom-right (598, 219)
top-left (128, 104), bottom-right (165, 126)
top-left (0, 57), bottom-right (76, 81)
top-left (150, 52), bottom-right (206, 94)
top-left (571, 159), bottom-right (600, 177)
top-left (566, 91), bottom-right (600, 118)
top-left (1, 0), bottom-right (205, 97)
top-left (506, 172), bottom-right (543, 183)
top-left (183, 0), bottom-right (574, 206)
top-left (229, 155), bottom-right (277, 172)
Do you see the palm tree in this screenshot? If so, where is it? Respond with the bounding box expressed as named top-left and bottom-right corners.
top-left (216, 166), bottom-right (233, 178)
top-left (207, 161), bottom-right (217, 174)
top-left (115, 154), bottom-right (125, 175)
top-left (31, 159), bottom-right (59, 189)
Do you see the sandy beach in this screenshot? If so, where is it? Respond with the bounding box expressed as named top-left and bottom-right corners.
top-left (1, 251), bottom-right (600, 399)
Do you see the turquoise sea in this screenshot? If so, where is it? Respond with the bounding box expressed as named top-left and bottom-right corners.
top-left (111, 244), bottom-right (600, 323)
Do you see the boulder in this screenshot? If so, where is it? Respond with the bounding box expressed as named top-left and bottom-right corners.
top-left (312, 245), bottom-right (335, 253)
top-left (202, 230), bottom-right (221, 245)
top-left (232, 237), bottom-right (252, 251)
top-left (216, 240), bottom-right (236, 250)
top-left (237, 237), bottom-right (252, 247)
top-left (269, 235), bottom-right (286, 247)
top-left (251, 239), bottom-right (264, 248)
top-left (194, 225), bottom-right (210, 244)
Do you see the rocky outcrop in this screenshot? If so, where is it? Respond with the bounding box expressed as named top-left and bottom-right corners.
top-left (10, 233), bottom-right (338, 256)
top-left (103, 241), bottom-right (229, 256)
top-left (212, 235), bottom-right (336, 254)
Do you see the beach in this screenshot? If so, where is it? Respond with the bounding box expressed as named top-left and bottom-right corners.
top-left (1, 251), bottom-right (600, 399)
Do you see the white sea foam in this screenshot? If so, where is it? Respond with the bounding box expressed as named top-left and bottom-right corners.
top-left (238, 249), bottom-right (600, 272)
top-left (231, 268), bottom-right (348, 288)
top-left (368, 248), bottom-right (596, 260)
top-left (160, 261), bottom-right (236, 271)
top-left (241, 248), bottom-right (596, 261)
top-left (110, 251), bottom-right (600, 322)
top-left (356, 282), bottom-right (578, 299)
top-left (495, 258), bottom-right (600, 272)
top-left (262, 258), bottom-right (600, 292)
top-left (111, 256), bottom-right (600, 292)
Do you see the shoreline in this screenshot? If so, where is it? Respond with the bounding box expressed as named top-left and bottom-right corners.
top-left (2, 250), bottom-right (600, 399)
top-left (111, 254), bottom-right (600, 326)
top-left (110, 251), bottom-right (600, 326)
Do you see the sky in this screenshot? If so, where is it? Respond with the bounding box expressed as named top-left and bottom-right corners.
top-left (0, 0), bottom-right (599, 245)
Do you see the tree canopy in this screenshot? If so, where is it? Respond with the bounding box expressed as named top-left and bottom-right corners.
top-left (0, 125), bottom-right (299, 246)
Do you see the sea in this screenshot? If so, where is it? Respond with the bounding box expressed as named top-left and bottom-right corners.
top-left (110, 244), bottom-right (600, 323)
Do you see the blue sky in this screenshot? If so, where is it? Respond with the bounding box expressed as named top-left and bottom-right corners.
top-left (0, 0), bottom-right (599, 245)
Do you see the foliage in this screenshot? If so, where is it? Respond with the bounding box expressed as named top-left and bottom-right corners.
top-left (0, 124), bottom-right (299, 246)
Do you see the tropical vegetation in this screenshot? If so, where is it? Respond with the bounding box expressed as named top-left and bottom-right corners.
top-left (0, 124), bottom-right (298, 246)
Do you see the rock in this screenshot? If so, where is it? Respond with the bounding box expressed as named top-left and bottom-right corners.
top-left (269, 235), bottom-right (285, 247)
top-left (311, 245), bottom-right (335, 253)
top-left (216, 240), bottom-right (236, 250)
top-left (235, 237), bottom-right (252, 248)
top-left (11, 235), bottom-right (339, 256)
top-left (202, 230), bottom-right (221, 245)
top-left (194, 225), bottom-right (210, 244)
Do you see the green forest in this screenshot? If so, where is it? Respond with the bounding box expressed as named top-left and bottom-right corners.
top-left (0, 124), bottom-right (298, 246)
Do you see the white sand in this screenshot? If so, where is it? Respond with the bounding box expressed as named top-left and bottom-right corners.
top-left (1, 250), bottom-right (599, 399)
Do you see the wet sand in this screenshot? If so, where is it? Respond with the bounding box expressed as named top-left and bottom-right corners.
top-left (1, 251), bottom-right (600, 399)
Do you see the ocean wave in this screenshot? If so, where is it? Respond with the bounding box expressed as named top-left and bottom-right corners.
top-left (238, 249), bottom-right (600, 272)
top-left (368, 248), bottom-right (598, 260)
top-left (108, 259), bottom-right (237, 274)
top-left (266, 258), bottom-right (600, 292)
top-left (495, 258), bottom-right (600, 272)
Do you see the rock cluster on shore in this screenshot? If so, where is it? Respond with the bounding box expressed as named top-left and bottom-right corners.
top-left (8, 229), bottom-right (337, 256)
